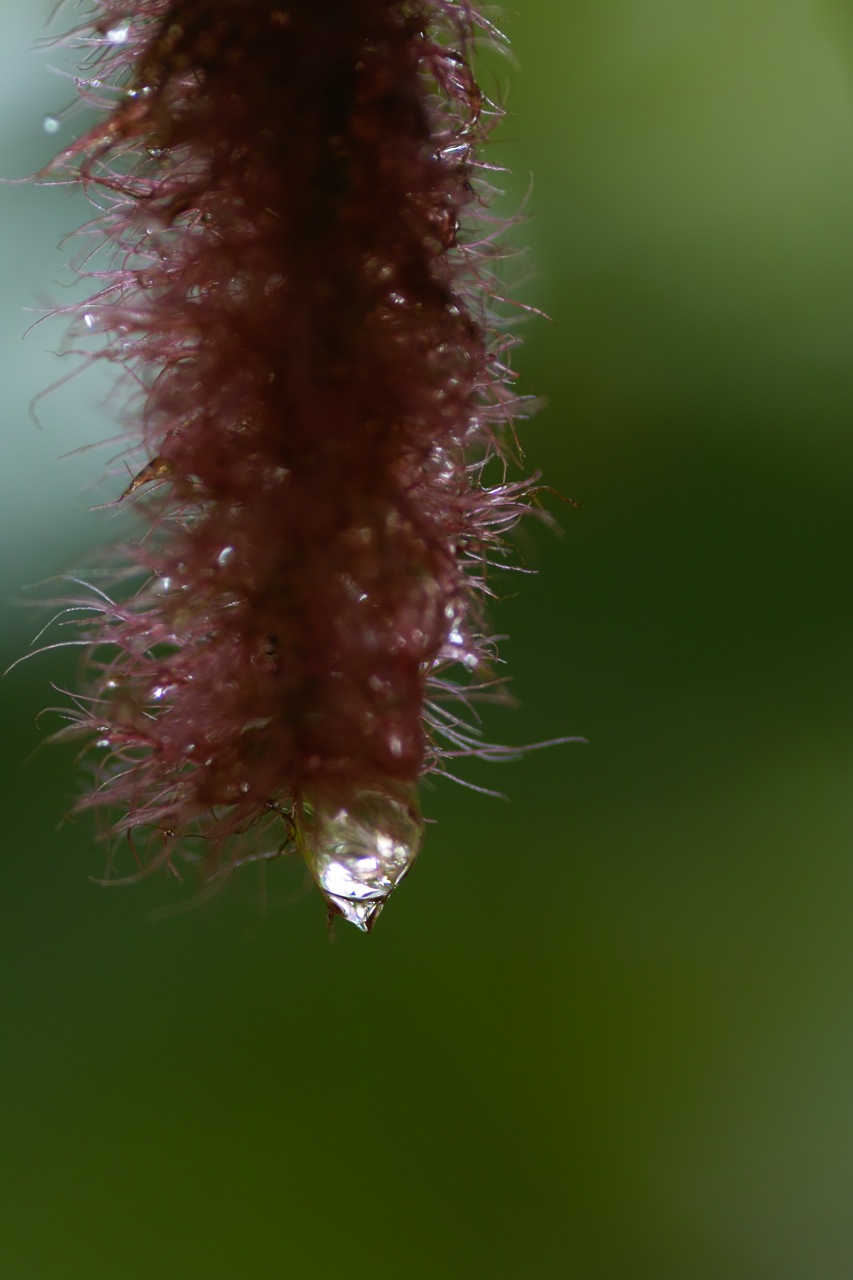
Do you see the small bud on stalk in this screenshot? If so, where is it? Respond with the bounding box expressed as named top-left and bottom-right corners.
top-left (35, 0), bottom-right (554, 929)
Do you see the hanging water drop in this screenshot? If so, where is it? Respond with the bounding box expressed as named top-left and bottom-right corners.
top-left (299, 789), bottom-right (422, 931)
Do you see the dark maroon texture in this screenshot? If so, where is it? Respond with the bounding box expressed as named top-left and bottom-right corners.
top-left (45, 1), bottom-right (541, 880)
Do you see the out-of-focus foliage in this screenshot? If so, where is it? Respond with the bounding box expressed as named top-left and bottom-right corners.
top-left (1, 3), bottom-right (850, 1276)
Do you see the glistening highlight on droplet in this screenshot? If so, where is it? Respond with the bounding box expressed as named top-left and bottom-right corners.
top-left (298, 789), bottom-right (423, 933)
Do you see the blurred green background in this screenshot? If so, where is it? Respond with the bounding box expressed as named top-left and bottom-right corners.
top-left (1, 3), bottom-right (851, 1276)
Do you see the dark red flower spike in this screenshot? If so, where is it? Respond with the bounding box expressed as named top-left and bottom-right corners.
top-left (39, 1), bottom-right (549, 929)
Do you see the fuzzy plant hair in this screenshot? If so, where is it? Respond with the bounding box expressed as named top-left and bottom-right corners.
top-left (31, 0), bottom-right (562, 930)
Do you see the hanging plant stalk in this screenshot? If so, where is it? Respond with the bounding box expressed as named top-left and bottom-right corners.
top-left (34, 0), bottom-right (559, 930)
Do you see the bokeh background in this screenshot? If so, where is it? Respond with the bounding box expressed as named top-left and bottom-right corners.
top-left (1, 3), bottom-right (851, 1276)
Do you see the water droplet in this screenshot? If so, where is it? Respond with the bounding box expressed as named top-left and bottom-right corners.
top-left (106, 22), bottom-right (131, 43)
top-left (300, 790), bottom-right (422, 932)
top-left (217, 545), bottom-right (235, 566)
top-left (42, 115), bottom-right (61, 134)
